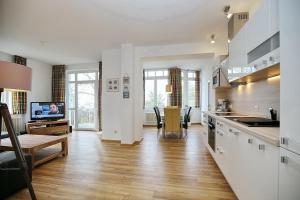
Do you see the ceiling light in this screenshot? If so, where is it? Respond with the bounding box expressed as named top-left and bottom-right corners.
top-left (210, 34), bottom-right (215, 44)
top-left (226, 13), bottom-right (233, 19)
top-left (224, 5), bottom-right (232, 19)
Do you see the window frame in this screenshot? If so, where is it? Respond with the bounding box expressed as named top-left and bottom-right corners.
top-left (144, 69), bottom-right (169, 111)
top-left (144, 69), bottom-right (198, 111)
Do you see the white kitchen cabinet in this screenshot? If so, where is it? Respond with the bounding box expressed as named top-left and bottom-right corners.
top-left (280, 0), bottom-right (300, 156)
top-left (279, 148), bottom-right (300, 200)
top-left (228, 25), bottom-right (248, 81)
top-left (246, 0), bottom-right (279, 53)
top-left (246, 0), bottom-right (269, 52)
top-left (244, 134), bottom-right (279, 200)
top-left (214, 121), bottom-right (279, 200)
top-left (269, 0), bottom-right (279, 37)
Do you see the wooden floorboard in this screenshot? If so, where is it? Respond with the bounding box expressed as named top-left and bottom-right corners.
top-left (8, 125), bottom-right (237, 200)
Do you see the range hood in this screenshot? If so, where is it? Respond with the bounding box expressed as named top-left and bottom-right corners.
top-left (230, 63), bottom-right (280, 85)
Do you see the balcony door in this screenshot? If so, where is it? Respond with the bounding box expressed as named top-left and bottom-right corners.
top-left (67, 71), bottom-right (98, 130)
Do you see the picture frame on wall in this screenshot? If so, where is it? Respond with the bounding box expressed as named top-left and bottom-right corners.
top-left (107, 78), bottom-right (119, 92)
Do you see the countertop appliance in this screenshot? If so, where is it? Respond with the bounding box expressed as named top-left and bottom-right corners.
top-left (216, 99), bottom-right (231, 112)
top-left (212, 68), bottom-right (230, 88)
top-left (225, 116), bottom-right (280, 127)
top-left (208, 115), bottom-right (216, 152)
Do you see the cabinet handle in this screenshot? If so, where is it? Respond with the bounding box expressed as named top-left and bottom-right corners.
top-left (262, 60), bottom-right (268, 65)
top-left (248, 138), bottom-right (253, 144)
top-left (233, 131), bottom-right (239, 136)
top-left (281, 137), bottom-right (289, 145)
top-left (229, 129), bottom-right (233, 133)
top-left (281, 156), bottom-right (288, 164)
top-left (258, 144), bottom-right (265, 150)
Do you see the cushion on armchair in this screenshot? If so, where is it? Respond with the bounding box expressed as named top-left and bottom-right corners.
top-left (0, 151), bottom-right (32, 199)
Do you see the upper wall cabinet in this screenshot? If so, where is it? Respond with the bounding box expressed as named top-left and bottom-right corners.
top-left (246, 0), bottom-right (279, 53)
top-left (228, 24), bottom-right (248, 82)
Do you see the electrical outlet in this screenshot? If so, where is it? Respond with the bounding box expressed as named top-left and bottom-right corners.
top-left (254, 105), bottom-right (259, 112)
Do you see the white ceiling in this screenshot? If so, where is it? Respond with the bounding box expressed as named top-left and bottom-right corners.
top-left (142, 53), bottom-right (215, 70)
top-left (0, 0), bottom-right (259, 65)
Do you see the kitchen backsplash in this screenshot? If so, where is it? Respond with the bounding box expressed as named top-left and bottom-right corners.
top-left (217, 76), bottom-right (280, 119)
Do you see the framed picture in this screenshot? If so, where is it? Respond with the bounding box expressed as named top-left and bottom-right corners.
top-left (107, 78), bottom-right (119, 92)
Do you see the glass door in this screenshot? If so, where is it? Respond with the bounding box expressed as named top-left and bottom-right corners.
top-left (67, 71), bottom-right (98, 130)
top-left (77, 82), bottom-right (95, 129)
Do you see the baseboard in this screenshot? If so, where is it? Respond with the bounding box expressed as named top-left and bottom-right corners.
top-left (143, 125), bottom-right (156, 127)
top-left (101, 139), bottom-right (121, 143)
top-left (101, 138), bottom-right (143, 146)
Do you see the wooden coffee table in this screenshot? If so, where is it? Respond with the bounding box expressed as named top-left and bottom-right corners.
top-left (0, 134), bottom-right (68, 168)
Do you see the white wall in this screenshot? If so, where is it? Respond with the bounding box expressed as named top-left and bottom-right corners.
top-left (0, 51), bottom-right (52, 122)
top-left (26, 59), bottom-right (52, 121)
top-left (101, 49), bottom-right (122, 141)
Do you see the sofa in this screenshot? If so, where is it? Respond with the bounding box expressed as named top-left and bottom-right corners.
top-left (0, 151), bottom-right (32, 199)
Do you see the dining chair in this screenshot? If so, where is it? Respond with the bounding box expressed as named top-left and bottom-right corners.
top-left (153, 106), bottom-right (164, 138)
top-left (182, 106), bottom-right (192, 138)
top-left (164, 107), bottom-right (181, 139)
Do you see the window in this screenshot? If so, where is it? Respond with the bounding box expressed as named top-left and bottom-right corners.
top-left (144, 70), bottom-right (168, 109)
top-left (144, 69), bottom-right (198, 110)
top-left (0, 90), bottom-right (13, 113)
top-left (182, 71), bottom-right (196, 107)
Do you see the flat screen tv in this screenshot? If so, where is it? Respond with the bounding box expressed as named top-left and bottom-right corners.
top-left (30, 102), bottom-right (65, 121)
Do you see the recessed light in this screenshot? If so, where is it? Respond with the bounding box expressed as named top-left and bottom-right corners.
top-left (210, 34), bottom-right (215, 44)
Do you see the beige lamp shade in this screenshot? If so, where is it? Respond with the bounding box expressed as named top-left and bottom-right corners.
top-left (0, 61), bottom-right (32, 91)
top-left (165, 84), bottom-right (172, 94)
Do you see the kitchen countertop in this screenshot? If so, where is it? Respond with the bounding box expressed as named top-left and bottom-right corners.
top-left (204, 111), bottom-right (280, 146)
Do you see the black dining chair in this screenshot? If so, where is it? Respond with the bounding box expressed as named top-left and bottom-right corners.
top-left (182, 106), bottom-right (192, 138)
top-left (153, 106), bottom-right (164, 138)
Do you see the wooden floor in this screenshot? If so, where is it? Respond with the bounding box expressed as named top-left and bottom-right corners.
top-left (8, 125), bottom-right (237, 200)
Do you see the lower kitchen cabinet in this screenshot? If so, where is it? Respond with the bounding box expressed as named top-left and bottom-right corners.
top-left (279, 148), bottom-right (300, 200)
top-left (214, 120), bottom-right (279, 200)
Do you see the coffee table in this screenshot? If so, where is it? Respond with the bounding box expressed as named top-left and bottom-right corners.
top-left (0, 134), bottom-right (68, 168)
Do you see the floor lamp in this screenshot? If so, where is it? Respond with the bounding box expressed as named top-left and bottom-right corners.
top-left (0, 61), bottom-right (37, 200)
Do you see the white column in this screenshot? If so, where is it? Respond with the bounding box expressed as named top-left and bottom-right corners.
top-left (120, 44), bottom-right (135, 144)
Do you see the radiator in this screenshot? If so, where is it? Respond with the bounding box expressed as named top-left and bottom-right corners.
top-left (1, 115), bottom-right (25, 133)
top-left (144, 113), bottom-right (156, 125)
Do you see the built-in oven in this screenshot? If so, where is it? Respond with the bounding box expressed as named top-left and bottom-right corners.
top-left (208, 115), bottom-right (216, 152)
top-left (212, 69), bottom-right (220, 88)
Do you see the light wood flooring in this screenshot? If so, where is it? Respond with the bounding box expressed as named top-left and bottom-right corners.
top-left (8, 125), bottom-right (237, 200)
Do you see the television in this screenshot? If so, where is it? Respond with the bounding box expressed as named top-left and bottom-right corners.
top-left (30, 102), bottom-right (65, 121)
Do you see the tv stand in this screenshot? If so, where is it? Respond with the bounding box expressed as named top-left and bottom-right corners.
top-left (26, 120), bottom-right (69, 135)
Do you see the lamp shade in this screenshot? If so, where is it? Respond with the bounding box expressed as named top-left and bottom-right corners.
top-left (0, 61), bottom-right (32, 91)
top-left (165, 84), bottom-right (172, 94)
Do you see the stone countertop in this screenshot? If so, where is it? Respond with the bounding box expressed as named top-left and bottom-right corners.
top-left (204, 111), bottom-right (280, 146)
